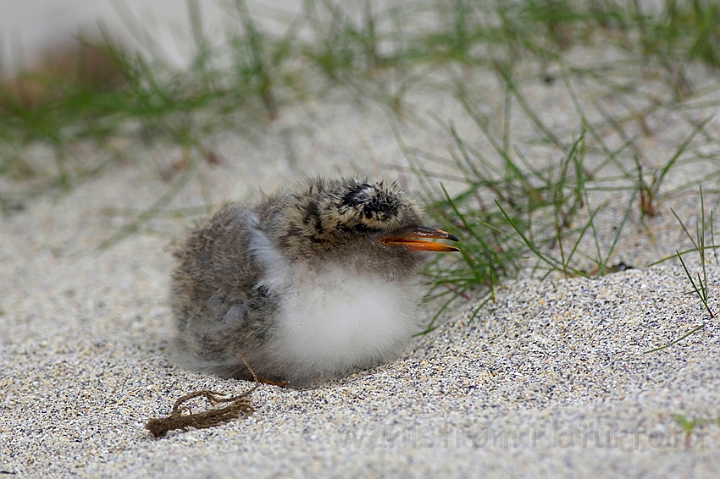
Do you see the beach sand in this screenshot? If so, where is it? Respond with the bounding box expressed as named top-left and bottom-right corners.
top-left (2, 64), bottom-right (720, 477)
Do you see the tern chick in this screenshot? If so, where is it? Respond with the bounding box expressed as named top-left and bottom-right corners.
top-left (170, 177), bottom-right (459, 386)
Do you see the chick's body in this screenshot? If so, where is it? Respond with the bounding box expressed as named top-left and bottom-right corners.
top-left (171, 177), bottom-right (457, 386)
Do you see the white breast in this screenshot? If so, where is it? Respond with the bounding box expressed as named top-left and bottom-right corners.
top-left (248, 218), bottom-right (423, 384)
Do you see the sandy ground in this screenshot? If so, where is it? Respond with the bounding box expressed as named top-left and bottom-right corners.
top-left (2, 64), bottom-right (720, 477)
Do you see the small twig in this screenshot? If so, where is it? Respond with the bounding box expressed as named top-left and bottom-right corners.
top-left (145, 354), bottom-right (259, 438)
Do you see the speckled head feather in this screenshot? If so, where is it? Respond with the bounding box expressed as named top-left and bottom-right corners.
top-left (258, 177), bottom-right (424, 261)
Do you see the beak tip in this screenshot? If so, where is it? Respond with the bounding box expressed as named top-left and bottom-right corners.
top-left (380, 225), bottom-right (460, 252)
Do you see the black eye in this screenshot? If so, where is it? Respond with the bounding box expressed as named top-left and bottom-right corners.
top-left (354, 223), bottom-right (372, 234)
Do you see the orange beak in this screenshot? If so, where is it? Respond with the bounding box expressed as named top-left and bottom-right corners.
top-left (380, 225), bottom-right (460, 252)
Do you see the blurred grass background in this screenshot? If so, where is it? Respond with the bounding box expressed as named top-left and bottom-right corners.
top-left (1, 0), bottom-right (719, 327)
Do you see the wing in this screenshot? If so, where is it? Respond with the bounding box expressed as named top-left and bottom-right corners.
top-left (170, 204), bottom-right (277, 377)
